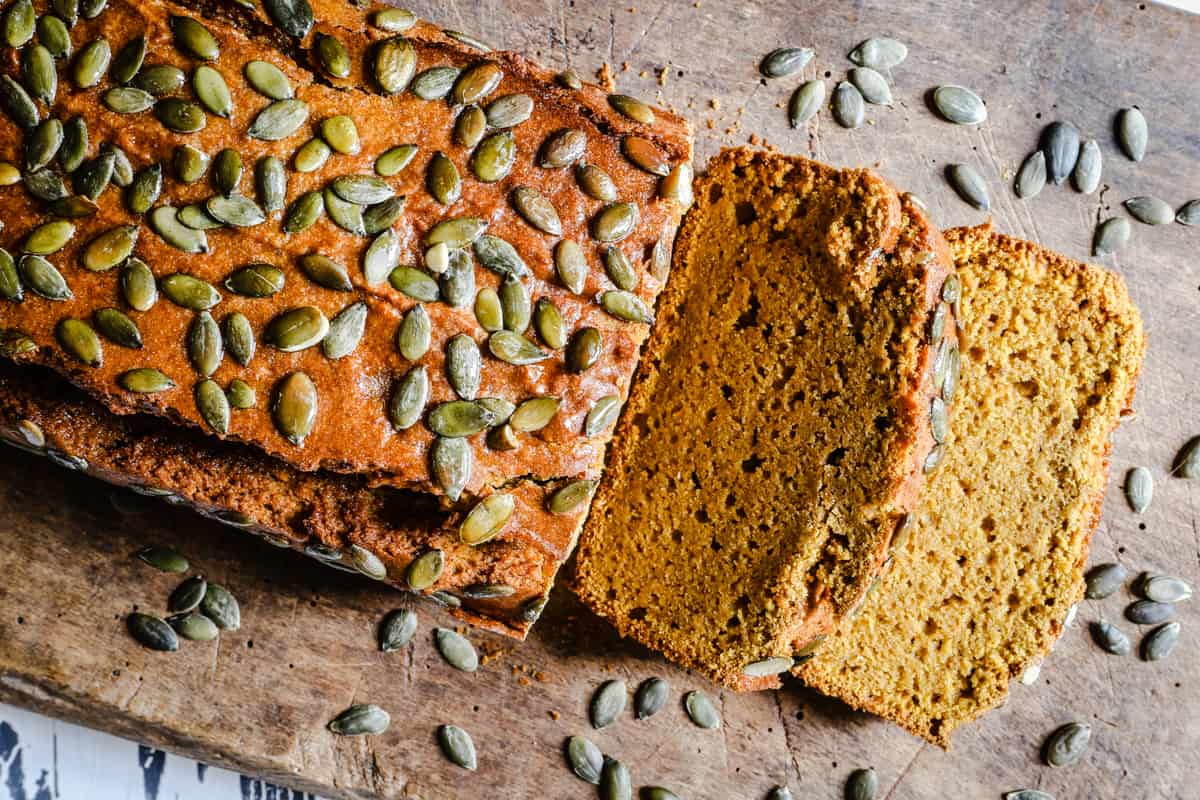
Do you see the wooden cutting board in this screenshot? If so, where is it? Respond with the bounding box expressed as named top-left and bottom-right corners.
top-left (2, 0), bottom-right (1198, 797)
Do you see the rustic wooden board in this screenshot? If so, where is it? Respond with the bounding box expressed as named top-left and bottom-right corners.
top-left (2, 0), bottom-right (1198, 797)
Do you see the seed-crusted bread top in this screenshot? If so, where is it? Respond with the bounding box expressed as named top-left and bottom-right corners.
top-left (573, 148), bottom-right (956, 690)
top-left (796, 224), bottom-right (1146, 746)
top-left (0, 0), bottom-right (692, 507)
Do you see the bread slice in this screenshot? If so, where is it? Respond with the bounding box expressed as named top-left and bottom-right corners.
top-left (573, 149), bottom-right (956, 690)
top-left (795, 223), bottom-right (1146, 745)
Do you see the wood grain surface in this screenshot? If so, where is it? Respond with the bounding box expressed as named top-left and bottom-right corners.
top-left (2, 1), bottom-right (1198, 798)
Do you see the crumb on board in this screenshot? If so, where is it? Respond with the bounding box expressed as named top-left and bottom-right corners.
top-left (597, 63), bottom-right (616, 92)
top-left (549, 710), bottom-right (560, 721)
top-left (621, 61), bottom-right (630, 72)
top-left (657, 66), bottom-right (668, 86)
top-left (709, 98), bottom-right (720, 110)
top-left (639, 70), bottom-right (648, 78)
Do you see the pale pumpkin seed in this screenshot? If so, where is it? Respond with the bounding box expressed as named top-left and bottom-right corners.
top-left (1041, 121), bottom-right (1080, 185)
top-left (24, 168), bottom-right (68, 201)
top-left (348, 544), bottom-right (387, 580)
top-left (633, 676), bottom-right (668, 719)
top-left (1084, 562), bottom-right (1127, 599)
top-left (1176, 200), bottom-right (1200, 226)
top-left (379, 608), bottom-right (418, 650)
top-left (1141, 575), bottom-right (1192, 603)
top-left (433, 627), bottom-right (478, 671)
top-left (222, 313), bottom-right (255, 366)
top-left (360, 229), bottom-right (399, 287)
top-left (485, 93), bottom-right (533, 128)
top-left (132, 64), bottom-right (186, 96)
top-left (226, 379), bottom-right (255, 408)
top-left (107, 145), bottom-right (133, 186)
top-left (848, 37), bottom-right (907, 68)
top-left (187, 311), bottom-right (222, 376)
top-left (376, 143), bottom-right (418, 176)
top-left (193, 65), bottom-right (232, 118)
top-left (600, 290), bottom-right (652, 323)
top-left (788, 79), bottom-right (825, 127)
top-left (684, 690), bottom-right (720, 729)
top-left (453, 103), bottom-right (486, 148)
top-left (439, 249), bottom-right (475, 308)
top-left (1072, 139), bottom-right (1101, 194)
top-left (1015, 151), bottom-right (1046, 199)
top-left (154, 98), bottom-right (206, 133)
top-left (388, 365), bottom-right (428, 430)
top-left (127, 612), bottom-right (179, 651)
top-left (552, 240), bottom-right (588, 295)
top-left (832, 81), bottom-right (865, 128)
top-left (510, 397), bottom-right (560, 432)
top-left (1124, 195), bottom-right (1174, 226)
top-left (761, 46), bottom-right (813, 78)
top-left (566, 736), bottom-right (603, 784)
top-left (320, 302), bottom-right (366, 360)
top-left (428, 151), bottom-right (461, 205)
top-left (23, 44), bottom-right (57, 105)
top-left (244, 60), bottom-right (292, 99)
top-left (566, 327), bottom-right (601, 373)
top-left (1093, 216), bottom-right (1130, 256)
top-left (847, 768), bottom-right (877, 800)
top-left (1117, 107), bottom-right (1147, 162)
top-left (576, 163), bottom-right (618, 201)
top-left (592, 202), bottom-right (639, 243)
top-left (389, 266), bottom-right (439, 301)
top-left (396, 304), bottom-right (431, 359)
top-left (604, 246), bottom-right (638, 291)
top-left (411, 66), bottom-right (458, 100)
top-left (425, 242), bottom-right (451, 274)
top-left (263, 0), bottom-right (313, 39)
top-left (273, 371), bottom-right (318, 445)
top-left (207, 195), bottom-right (265, 228)
top-left (1125, 466), bottom-right (1152, 512)
top-left (474, 287), bottom-right (503, 332)
top-left (328, 704), bottom-right (390, 736)
top-left (151, 207), bottom-right (209, 253)
top-left (1126, 600), bottom-right (1174, 625)
top-left (427, 216), bottom-right (488, 248)
top-left (540, 128), bottom-right (586, 168)
top-left (590, 679), bottom-right (626, 729)
top-left (1043, 722), bottom-right (1090, 767)
top-left (446, 334), bottom-right (482, 399)
top-left (947, 163), bottom-right (990, 210)
top-left (512, 186), bottom-right (562, 235)
top-left (933, 84), bottom-right (985, 124)
top-left (20, 255), bottom-right (71, 300)
top-left (459, 492), bottom-right (514, 545)
top-left (284, 190), bottom-right (324, 233)
top-left (431, 435), bottom-right (471, 500)
top-left (24, 220), bottom-right (75, 255)
top-left (473, 234), bottom-right (529, 278)
top-left (178, 203), bottom-right (223, 230)
top-left (119, 367), bottom-right (174, 393)
top-left (314, 32), bottom-right (350, 79)
top-left (265, 306), bottom-right (328, 352)
top-left (169, 612), bottom-right (219, 642)
top-left (374, 36), bottom-right (416, 94)
top-left (471, 131), bottom-right (516, 182)
top-left (585, 395), bottom-right (621, 436)
top-left (1090, 621), bottom-right (1131, 656)
top-left (661, 163), bottom-right (694, 207)
top-left (489, 330), bottom-right (546, 365)
top-left (248, 98), bottom-right (308, 140)
top-left (324, 187), bottom-right (367, 235)
top-left (850, 67), bottom-right (892, 105)
top-left (405, 549), bottom-right (444, 592)
top-left (195, 378), bottom-right (230, 434)
top-left (601, 759), bottom-right (632, 800)
top-left (170, 15), bottom-right (218, 60)
top-left (1142, 622), bottom-right (1180, 661)
top-left (94, 307), bottom-right (141, 348)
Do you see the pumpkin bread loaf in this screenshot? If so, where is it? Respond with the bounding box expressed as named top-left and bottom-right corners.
top-left (573, 148), bottom-right (958, 690)
top-left (0, 0), bottom-right (692, 633)
top-left (796, 224), bottom-right (1146, 745)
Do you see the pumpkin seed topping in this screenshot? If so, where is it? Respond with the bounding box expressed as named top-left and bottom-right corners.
top-left (540, 128), bottom-right (586, 168)
top-left (473, 234), bottom-right (529, 278)
top-left (486, 93), bottom-right (533, 128)
top-left (245, 60), bottom-right (292, 100)
top-left (262, 0), bottom-right (313, 38)
top-left (56, 318), bottom-right (102, 366)
top-left (20, 255), bottom-right (72, 300)
top-left (188, 311), bottom-right (223, 376)
top-left (453, 62), bottom-right (502, 106)
top-left (489, 330), bottom-right (547, 365)
top-left (272, 371), bottom-right (318, 445)
top-left (248, 98), bottom-right (309, 140)
top-left (388, 365), bottom-right (429, 431)
top-left (118, 367), bottom-right (175, 393)
top-left (150, 207), bottom-right (210, 253)
top-left (265, 306), bottom-right (329, 352)
top-left (431, 435), bottom-right (471, 500)
top-left (470, 131), bottom-right (516, 182)
top-left (474, 288), bottom-right (503, 332)
top-left (585, 396), bottom-right (621, 436)
top-left (411, 66), bottom-right (459, 100)
top-left (284, 190), bottom-right (324, 233)
top-left (374, 36), bottom-right (416, 94)
top-left (207, 194), bottom-right (266, 228)
top-left (193, 65), bottom-right (232, 118)
top-left (299, 253), bottom-right (353, 291)
top-left (226, 378), bottom-right (256, 409)
top-left (566, 327), bottom-right (602, 373)
top-left (453, 104), bottom-right (486, 148)
top-left (25, 119), bottom-right (63, 174)
top-left (323, 302), bottom-right (367, 360)
top-left (547, 479), bottom-right (597, 514)
top-left (389, 266), bottom-right (439, 302)
top-left (397, 304), bottom-right (432, 359)
top-left (376, 144), bottom-right (418, 176)
top-left (512, 186), bottom-right (562, 235)
top-left (37, 15), bottom-right (71, 59)
top-left (133, 64), bottom-right (186, 96)
top-left (608, 93), bottom-right (655, 123)
top-left (460, 492), bottom-right (514, 545)
top-left (428, 151), bottom-right (461, 205)
top-left (405, 548), bottom-right (445, 592)
top-left (576, 163), bottom-right (618, 201)
top-left (600, 290), bottom-right (653, 323)
top-left (556, 68), bottom-right (583, 90)
top-left (195, 378), bottom-right (230, 434)
top-left (24, 220), bottom-right (76, 256)
top-left (314, 32), bottom-right (351, 79)
top-left (94, 307), bottom-right (142, 348)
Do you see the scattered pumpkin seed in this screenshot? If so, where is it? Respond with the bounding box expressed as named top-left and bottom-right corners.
top-left (314, 32), bottom-right (351, 79)
top-left (411, 66), bottom-right (459, 100)
top-left (136, 544), bottom-right (189, 573)
top-left (486, 93), bottom-right (533, 128)
top-left (1124, 195), bottom-right (1174, 226)
top-left (371, 7), bottom-right (416, 32)
top-left (767, 787), bottom-right (795, 800)
top-left (512, 186), bottom-right (562, 235)
top-left (187, 312), bottom-right (223, 376)
top-left (601, 759), bottom-right (632, 800)
top-left (933, 84), bottom-right (985, 124)
top-left (1117, 107), bottom-right (1147, 162)
top-left (56, 317), bottom-right (102, 365)
top-left (832, 80), bottom-right (865, 128)
top-left (849, 37), bottom-right (907, 68)
top-left (169, 612), bottom-right (219, 642)
top-left (1084, 562), bottom-right (1127, 599)
top-left (585, 396), bottom-right (621, 435)
top-left (437, 725), bottom-right (477, 770)
top-left (1142, 621), bottom-right (1180, 661)
top-left (684, 690), bottom-right (720, 729)
top-left (118, 368), bottom-right (174, 393)
top-left (248, 98), bottom-right (309, 140)
top-left (566, 736), bottom-right (603, 784)
top-left (127, 612), bottom-right (179, 651)
top-left (126, 164), bottom-right (163, 215)
top-left (388, 365), bottom-right (428, 430)
top-left (847, 768), bottom-right (877, 800)
top-left (396, 304), bottom-right (432, 359)
top-left (947, 163), bottom-right (990, 210)
top-left (761, 46), bottom-right (813, 78)
top-left (590, 679), bottom-right (626, 729)
top-left (459, 492), bottom-right (514, 545)
top-left (634, 677), bottom-right (669, 719)
top-left (556, 68), bottom-right (583, 89)
top-left (405, 549), bottom-right (444, 592)
top-left (850, 67), bottom-right (892, 105)
top-left (1140, 575), bottom-right (1192, 604)
top-left (379, 608), bottom-right (418, 651)
top-left (265, 306), bottom-right (328, 352)
top-left (434, 627), bottom-right (479, 671)
top-left (195, 379), bottom-right (230, 434)
top-left (1043, 722), bottom-right (1090, 767)
top-left (324, 187), bottom-right (367, 235)
top-left (473, 234), bottom-right (529, 279)
top-left (349, 544), bottom-right (387, 580)
top-left (787, 79), bottom-right (826, 128)
top-left (1093, 216), bottom-right (1130, 256)
top-left (600, 290), bottom-right (653, 323)
top-left (374, 36), bottom-right (416, 94)
top-left (1090, 621), bottom-right (1131, 655)
top-left (168, 575), bottom-right (208, 614)
top-left (1041, 121), bottom-right (1080, 185)
top-left (1126, 600), bottom-right (1175, 625)
top-left (1174, 200), bottom-right (1199, 226)
top-left (170, 15), bottom-right (218, 60)
top-left (376, 143), bottom-right (418, 176)
top-left (1072, 139), bottom-right (1101, 194)
top-left (322, 302), bottom-right (367, 360)
top-left (474, 287), bottom-right (503, 332)
top-left (36, 15), bottom-right (71, 59)
top-left (328, 704), bottom-right (390, 736)
top-left (546, 479), bottom-right (596, 515)
top-left (743, 656), bottom-right (794, 677)
top-left (94, 307), bottom-right (142, 348)
top-left (1125, 466), bottom-right (1152, 513)
top-left (1015, 151), bottom-right (1046, 199)
top-left (299, 253), bottom-right (353, 291)
top-left (608, 93), bottom-right (655, 124)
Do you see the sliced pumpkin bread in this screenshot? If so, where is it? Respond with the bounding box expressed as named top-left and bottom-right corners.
top-left (573, 148), bottom-right (957, 690)
top-left (795, 223), bottom-right (1146, 745)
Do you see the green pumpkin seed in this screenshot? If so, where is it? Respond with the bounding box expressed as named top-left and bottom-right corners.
top-left (222, 312), bottom-right (255, 366)
top-left (847, 768), bottom-right (877, 800)
top-left (547, 479), bottom-right (596, 514)
top-left (127, 612), bottom-right (179, 651)
top-left (411, 66), bottom-right (459, 100)
top-left (244, 59), bottom-right (292, 99)
top-left (57, 118), bottom-right (86, 163)
top-left (389, 266), bottom-right (439, 302)
top-left (511, 186), bottom-right (562, 235)
top-left (554, 240), bottom-right (588, 294)
top-left (118, 367), bottom-right (174, 393)
top-left (250, 156), bottom-right (285, 212)
top-left (539, 128), bottom-right (586, 168)
top-left (71, 37), bottom-right (110, 89)
top-left (444, 29), bottom-right (490, 51)
top-left (379, 608), bottom-right (418, 650)
top-left (832, 81), bottom-right (865, 128)
top-left (173, 145), bottom-right (208, 183)
top-left (132, 64), bottom-right (186, 96)
top-left (168, 612), bottom-right (219, 642)
top-left (477, 398), bottom-right (515, 425)
top-left (151, 206), bottom-right (210, 253)
top-left (1084, 562), bottom-right (1127, 599)
top-left (21, 122), bottom-right (61, 171)
top-left (372, 7), bottom-right (416, 32)
top-left (428, 400), bottom-right (496, 437)
top-left (459, 492), bottom-right (513, 545)
top-left (314, 32), bottom-right (350, 79)
top-left (511, 397), bottom-right (560, 432)
top-left (947, 163), bottom-right (990, 210)
top-left (0, 75), bottom-right (37, 128)
top-left (427, 151), bottom-right (461, 205)
top-left (488, 330), bottom-right (547, 365)
top-left (1176, 200), bottom-right (1200, 225)
top-left (324, 187), bottom-right (367, 235)
top-left (437, 725), bottom-right (476, 771)
top-left (760, 46), bottom-right (813, 78)
top-left (933, 84), bottom-right (984, 124)
top-left (685, 690), bottom-right (720, 729)
top-left (323, 302), bottom-right (367, 360)
top-left (0, 249), bottom-right (20, 302)
top-left (226, 378), bottom-right (255, 408)
top-left (1173, 436), bottom-right (1200, 477)
top-left (374, 36), bottom-right (416, 94)
top-left (48, 195), bottom-right (98, 218)
top-left (362, 195), bottom-right (406, 235)
top-left (452, 103), bottom-right (486, 147)
top-left (126, 164), bottom-right (163, 214)
top-left (452, 62), bottom-right (502, 105)
top-left (474, 287), bottom-right (503, 332)
top-left (1125, 466), bottom-right (1153, 512)
top-left (1090, 621), bottom-right (1131, 655)
top-left (160, 272), bottom-right (219, 311)
top-left (622, 136), bottom-right (669, 176)
top-left (651, 238), bottom-right (670, 281)
top-left (264, 306), bottom-right (328, 352)
top-left (1093, 216), bottom-right (1130, 256)
top-left (119, 258), bottom-right (156, 310)
top-left (192, 64), bottom-right (233, 117)
top-left (1072, 139), bottom-right (1101, 194)
top-left (207, 194), bottom-right (266, 228)
top-left (1014, 151), bottom-right (1046, 199)
top-left (486, 422), bottom-right (518, 450)
top-left (473, 234), bottom-right (529, 279)
top-left (1043, 722), bottom-right (1090, 767)
top-left (443, 334), bottom-right (481, 399)
top-left (210, 148), bottom-right (242, 194)
top-left (1041, 121), bottom-right (1080, 185)
top-left (499, 276), bottom-right (530, 332)
top-left (427, 216), bottom-right (487, 248)
top-left (608, 93), bottom-right (654, 123)
top-left (604, 246), bottom-right (639, 291)
top-left (80, 224), bottom-right (136, 272)
top-left (298, 253), bottom-right (351, 292)
top-left (109, 35), bottom-right (146, 85)
top-left (248, 98), bottom-right (308, 140)
top-left (566, 327), bottom-right (602, 373)
top-left (485, 93), bottom-right (533, 128)
top-left (356, 229), bottom-right (399, 287)
top-left (136, 544), bottom-right (189, 573)
top-left (1124, 195), bottom-right (1174, 226)
top-left (600, 290), bottom-right (652, 323)
top-left (37, 15), bottom-right (71, 59)
top-left (24, 168), bottom-right (68, 201)
top-left (283, 190), bottom-right (324, 233)
top-left (0, 160), bottom-right (21, 186)
top-left (194, 378), bottom-right (230, 433)
top-left (107, 145), bottom-right (133, 186)
top-left (328, 704), bottom-right (389, 736)
top-left (331, 175), bottom-right (392, 206)
top-left (1142, 622), bottom-right (1180, 661)
top-left (600, 759), bottom-right (632, 800)
top-left (471, 131), bottom-right (516, 183)
top-left (533, 298), bottom-right (566, 349)
top-left (642, 788), bottom-right (679, 800)
top-left (404, 548), bottom-right (445, 592)
top-left (24, 220), bottom-right (75, 255)
top-left (396, 304), bottom-right (431, 359)
top-left (1117, 107), bottom-right (1147, 162)
top-left (263, 0), bottom-right (313, 38)
top-left (376, 143), bottom-right (418, 176)
top-left (23, 44), bottom-right (57, 105)
top-left (661, 163), bottom-right (694, 207)
top-left (556, 68), bottom-right (582, 90)
top-left (1127, 600), bottom-right (1174, 625)
top-left (0, 328), bottom-right (37, 356)
top-left (576, 163), bottom-right (618, 201)
top-left (566, 736), bottom-right (603, 784)
top-left (19, 255), bottom-right (72, 300)
top-left (154, 98), bottom-right (206, 133)
top-left (320, 114), bottom-right (360, 155)
top-left (167, 575), bottom-right (208, 614)
top-left (848, 37), bottom-right (907, 68)
top-left (177, 203), bottom-right (222, 230)
top-left (434, 627), bottom-right (479, 671)
top-left (74, 151), bottom-right (114, 200)
top-left (169, 15), bottom-right (218, 59)
top-left (592, 203), bottom-right (639, 243)
top-left (94, 307), bottom-right (141, 348)
top-left (2, 0), bottom-right (33, 47)
top-left (187, 311), bottom-right (222, 376)
top-left (388, 365), bottom-right (429, 431)
top-left (591, 681), bottom-right (625, 731)
top-left (198, 582), bottom-right (240, 628)
top-left (431, 435), bottom-right (472, 500)
top-left (438, 247), bottom-right (474, 306)
top-left (272, 371), bottom-right (318, 445)
top-left (585, 395), bottom-right (621, 436)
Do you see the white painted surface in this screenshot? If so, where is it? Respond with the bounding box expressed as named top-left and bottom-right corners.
top-left (1157, 0), bottom-right (1200, 12)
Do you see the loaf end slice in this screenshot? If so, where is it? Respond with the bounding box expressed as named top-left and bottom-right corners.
top-left (573, 148), bottom-right (956, 690)
top-left (796, 223), bottom-right (1146, 745)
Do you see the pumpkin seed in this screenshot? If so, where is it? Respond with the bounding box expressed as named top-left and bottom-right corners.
top-left (547, 479), bottom-right (596, 514)
top-left (767, 787), bottom-right (794, 800)
top-left (152, 206), bottom-right (210, 253)
top-left (933, 84), bottom-right (985, 124)
top-left (23, 44), bottom-right (57, 105)
top-left (562, 328), bottom-right (602, 374)
top-left (127, 612), bottom-right (179, 651)
top-left (374, 36), bottom-right (416, 94)
top-left (219, 313), bottom-right (253, 367)
top-left (126, 164), bottom-right (163, 215)
top-left (540, 128), bottom-right (586, 169)
top-left (75, 151), bottom-right (115, 200)
top-left (485, 93), bottom-right (533, 128)
top-left (0, 162), bottom-right (18, 186)
top-left (136, 544), bottom-right (188, 573)
top-left (2, 0), bottom-right (33, 47)
top-left (786, 79), bottom-right (826, 128)
top-left (604, 246), bottom-right (639, 291)
top-left (321, 302), bottom-right (367, 360)
top-left (0, 74), bottom-right (37, 128)
top-left (106, 35), bottom-right (145, 86)
top-left (1124, 195), bottom-right (1173, 226)
top-left (38, 15), bottom-right (72, 59)
top-left (284, 190), bottom-right (324, 233)
top-left (576, 164), bottom-right (618, 202)
top-left (168, 575), bottom-right (208, 614)
top-left (608, 92), bottom-right (655, 123)
top-left (489, 330), bottom-right (546, 365)
top-left (389, 266), bottom-right (439, 301)
top-left (411, 66), bottom-right (459, 100)
top-left (1127, 600), bottom-right (1175, 625)
top-left (1117, 107), bottom-right (1147, 162)
top-left (0, 329), bottom-right (37, 356)
top-left (1124, 466), bottom-right (1152, 512)
top-left (226, 379), bottom-right (255, 409)
top-left (445, 334), bottom-right (482, 399)
top-left (1141, 575), bottom-right (1193, 603)
top-left (428, 400), bottom-right (496, 437)
top-left (450, 104), bottom-right (485, 148)
top-left (1070, 139), bottom-right (1101, 194)
top-left (1043, 722), bottom-right (1090, 767)
top-left (107, 145), bottom-right (133, 186)
top-left (168, 612), bottom-right (219, 642)
top-left (313, 32), bottom-right (351, 79)
top-left (153, 97), bottom-right (206, 133)
top-left (451, 62), bottom-right (501, 106)
top-left (132, 64), bottom-right (186, 96)
top-left (348, 544), bottom-right (387, 580)
top-left (424, 243), bottom-right (451, 274)
top-left (353, 230), bottom-right (398, 288)
top-left (547, 242), bottom-right (588, 297)
top-left (947, 163), bottom-right (990, 210)
top-left (642, 789), bottom-right (679, 800)
top-left (24, 220), bottom-right (75, 256)
top-left (318, 115), bottom-right (359, 155)
top-left (263, 0), bottom-right (313, 38)
top-left (405, 549), bottom-right (444, 592)
top-left (743, 656), bottom-right (793, 677)
top-left (474, 288), bottom-right (503, 332)
top-left (24, 168), bottom-right (68, 201)
top-left (434, 627), bottom-right (478, 671)
top-left (171, 145), bottom-right (207, 183)
top-left (264, 306), bottom-right (328, 353)
top-left (1084, 563), bottom-right (1127, 599)
top-left (600, 290), bottom-right (652, 323)
top-left (622, 136), bottom-right (669, 176)
top-left (832, 81), bottom-right (865, 128)
top-left (459, 492), bottom-right (514, 545)
top-left (116, 258), bottom-right (155, 311)
top-left (192, 378), bottom-right (230, 433)
top-left (431, 436), bottom-right (471, 500)
top-left (54, 0), bottom-right (78, 27)
top-left (847, 768), bottom-right (877, 800)
top-left (94, 307), bottom-right (141, 348)
top-left (444, 29), bottom-right (490, 51)
top-left (388, 365), bottom-right (428, 430)
top-left (207, 195), bottom-right (265, 228)
top-left (439, 249), bottom-right (475, 308)
top-left (661, 164), bottom-right (694, 208)
top-left (177, 203), bottom-right (222, 230)
top-left (589, 679), bottom-right (627, 729)
top-left (208, 148), bottom-right (241, 195)
top-left (272, 372), bottom-right (317, 445)
top-left (186, 312), bottom-right (222, 376)
top-left (170, 15), bottom-right (218, 60)
top-left (462, 583), bottom-right (516, 601)
top-left (376, 144), bottom-right (418, 176)
top-left (297, 254), bottom-right (350, 292)
top-left (566, 736), bottom-right (603, 784)
top-left (849, 37), bottom-right (907, 68)
top-left (473, 235), bottom-right (529, 278)
top-left (600, 759), bottom-right (632, 800)
top-left (1004, 791), bottom-right (1053, 800)
top-left (396, 304), bottom-right (431, 359)
top-left (512, 186), bottom-right (562, 235)
top-left (585, 396), bottom-right (621, 436)
top-left (929, 397), bottom-right (949, 443)
top-left (20, 255), bottom-right (72, 300)
top-left (424, 217), bottom-right (487, 250)
top-left (592, 203), bottom-right (639, 243)
top-left (118, 368), bottom-right (174, 393)
top-left (761, 46), bottom-right (813, 78)
top-left (634, 677), bottom-right (669, 719)
top-left (191, 65), bottom-right (233, 118)
top-left (248, 98), bottom-right (308, 140)
top-left (371, 7), bottom-right (416, 32)
top-left (1090, 621), bottom-right (1131, 655)
top-left (71, 38), bottom-right (110, 90)
top-left (0, 249), bottom-right (20, 302)
top-left (324, 187), bottom-right (367, 235)
top-left (531, 298), bottom-right (566, 350)
top-left (1142, 621), bottom-right (1180, 661)
top-left (248, 157), bottom-right (285, 213)
top-left (363, 196), bottom-right (406, 235)
top-left (510, 397), bottom-right (560, 432)
top-left (1041, 121), bottom-right (1080, 185)
top-left (684, 690), bottom-right (720, 729)
top-left (556, 68), bottom-right (582, 90)
top-left (328, 704), bottom-right (389, 736)
top-left (428, 152), bottom-right (462, 205)
top-left (850, 67), bottom-right (892, 105)
top-left (1176, 200), bottom-right (1200, 226)
top-left (48, 195), bottom-right (98, 219)
top-left (244, 60), bottom-right (292, 99)
top-left (1014, 151), bottom-right (1046, 199)
top-left (486, 423), bottom-right (518, 451)
top-left (471, 131), bottom-right (516, 182)
top-left (379, 608), bottom-right (418, 650)
top-left (1093, 216), bottom-right (1130, 256)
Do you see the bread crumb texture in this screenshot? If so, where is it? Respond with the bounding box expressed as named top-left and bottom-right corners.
top-left (574, 148), bottom-right (952, 690)
top-left (797, 224), bottom-right (1145, 746)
